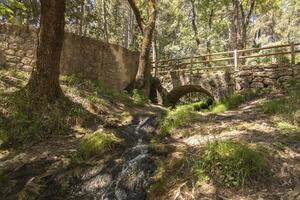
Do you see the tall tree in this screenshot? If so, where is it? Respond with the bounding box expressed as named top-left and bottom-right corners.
top-left (127, 0), bottom-right (157, 95)
top-left (27, 0), bottom-right (66, 107)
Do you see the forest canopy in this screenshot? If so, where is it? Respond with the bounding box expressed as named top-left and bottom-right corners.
top-left (1, 0), bottom-right (299, 60)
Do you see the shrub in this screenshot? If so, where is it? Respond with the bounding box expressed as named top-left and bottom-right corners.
top-left (77, 131), bottom-right (121, 160)
top-left (194, 140), bottom-right (265, 187)
top-left (211, 103), bottom-right (227, 113)
top-left (160, 105), bottom-right (194, 136)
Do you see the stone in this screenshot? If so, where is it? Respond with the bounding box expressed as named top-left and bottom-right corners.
top-left (0, 41), bottom-right (8, 49)
top-left (23, 65), bottom-right (32, 71)
top-left (5, 49), bottom-right (15, 55)
top-left (236, 70), bottom-right (253, 76)
top-left (263, 78), bottom-right (276, 86)
top-left (277, 76), bottom-right (292, 83)
top-left (21, 57), bottom-right (32, 65)
top-left (26, 50), bottom-right (34, 57)
top-left (251, 82), bottom-right (264, 88)
top-left (6, 55), bottom-right (20, 63)
top-left (15, 50), bottom-right (24, 57)
top-left (5, 62), bottom-right (17, 68)
top-left (9, 43), bottom-right (18, 49)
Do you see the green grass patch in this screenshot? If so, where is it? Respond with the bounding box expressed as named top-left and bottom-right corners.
top-left (132, 89), bottom-right (149, 105)
top-left (159, 105), bottom-right (195, 136)
top-left (76, 130), bottom-right (121, 161)
top-left (0, 90), bottom-right (96, 147)
top-left (210, 89), bottom-right (260, 113)
top-left (263, 82), bottom-right (300, 124)
top-left (194, 140), bottom-right (265, 187)
top-left (277, 121), bottom-right (300, 135)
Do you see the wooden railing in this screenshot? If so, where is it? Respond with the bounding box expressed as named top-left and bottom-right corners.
top-left (152, 42), bottom-right (300, 76)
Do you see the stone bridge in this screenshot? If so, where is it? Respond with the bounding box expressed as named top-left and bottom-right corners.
top-left (155, 64), bottom-right (300, 106)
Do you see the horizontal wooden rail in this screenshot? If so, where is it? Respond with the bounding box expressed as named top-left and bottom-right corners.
top-left (152, 42), bottom-right (300, 75)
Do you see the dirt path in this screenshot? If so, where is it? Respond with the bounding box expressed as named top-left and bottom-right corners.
top-left (168, 98), bottom-right (300, 200)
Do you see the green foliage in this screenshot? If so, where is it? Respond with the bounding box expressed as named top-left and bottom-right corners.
top-left (77, 131), bottom-right (121, 161)
top-left (211, 89), bottom-right (259, 113)
top-left (0, 90), bottom-right (94, 147)
top-left (211, 103), bottom-right (228, 113)
top-left (132, 89), bottom-right (149, 105)
top-left (190, 98), bottom-right (213, 111)
top-left (159, 105), bottom-right (194, 136)
top-left (263, 82), bottom-right (300, 123)
top-left (277, 121), bottom-right (300, 135)
top-left (61, 75), bottom-right (130, 101)
top-left (194, 140), bottom-right (265, 187)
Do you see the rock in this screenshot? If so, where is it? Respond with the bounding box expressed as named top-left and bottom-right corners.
top-left (251, 82), bottom-right (264, 88)
top-left (278, 76), bottom-right (292, 83)
top-left (21, 57), bottom-right (32, 65)
top-left (263, 78), bottom-right (276, 86)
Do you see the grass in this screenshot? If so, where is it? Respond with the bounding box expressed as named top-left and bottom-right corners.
top-left (76, 130), bottom-right (122, 161)
top-left (132, 89), bottom-right (149, 105)
top-left (194, 140), bottom-right (265, 187)
top-left (276, 121), bottom-right (300, 135)
top-left (159, 105), bottom-right (195, 136)
top-left (0, 69), bottom-right (142, 148)
top-left (211, 89), bottom-right (260, 113)
top-left (263, 81), bottom-right (300, 125)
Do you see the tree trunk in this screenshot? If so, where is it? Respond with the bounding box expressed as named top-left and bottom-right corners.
top-left (134, 0), bottom-right (156, 95)
top-left (190, 0), bottom-right (201, 47)
top-left (127, 0), bottom-right (157, 95)
top-left (127, 0), bottom-right (144, 34)
top-left (102, 0), bottom-right (109, 41)
top-left (27, 0), bottom-right (65, 107)
top-left (152, 31), bottom-right (158, 77)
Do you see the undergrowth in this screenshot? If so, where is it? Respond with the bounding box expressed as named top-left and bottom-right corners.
top-left (132, 89), bottom-right (149, 105)
top-left (263, 81), bottom-right (300, 126)
top-left (211, 89), bottom-right (261, 113)
top-left (0, 90), bottom-right (97, 148)
top-left (75, 130), bottom-right (122, 161)
top-left (194, 140), bottom-right (265, 187)
top-left (159, 105), bottom-right (195, 136)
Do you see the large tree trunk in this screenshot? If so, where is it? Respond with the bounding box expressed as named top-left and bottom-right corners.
top-left (134, 0), bottom-right (156, 95)
top-left (27, 0), bottom-right (65, 107)
top-left (127, 0), bottom-right (157, 95)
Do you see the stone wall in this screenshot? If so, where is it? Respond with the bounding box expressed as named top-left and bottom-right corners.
top-left (235, 64), bottom-right (300, 91)
top-left (0, 23), bottom-right (139, 90)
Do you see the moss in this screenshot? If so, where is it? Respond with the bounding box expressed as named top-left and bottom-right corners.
top-left (194, 140), bottom-right (265, 187)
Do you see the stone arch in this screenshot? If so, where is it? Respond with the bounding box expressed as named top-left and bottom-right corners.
top-left (165, 85), bottom-right (215, 106)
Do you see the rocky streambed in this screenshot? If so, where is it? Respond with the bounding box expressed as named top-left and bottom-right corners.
top-left (0, 116), bottom-right (162, 200)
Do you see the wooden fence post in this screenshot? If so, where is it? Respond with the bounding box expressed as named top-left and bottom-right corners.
top-left (234, 49), bottom-right (238, 71)
top-left (291, 42), bottom-right (295, 65)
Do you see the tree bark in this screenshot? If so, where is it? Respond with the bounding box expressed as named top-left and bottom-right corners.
top-left (127, 0), bottom-right (144, 34)
top-left (102, 0), bottom-right (109, 41)
top-left (27, 0), bottom-right (65, 107)
top-left (190, 0), bottom-right (201, 47)
top-left (128, 0), bottom-right (157, 95)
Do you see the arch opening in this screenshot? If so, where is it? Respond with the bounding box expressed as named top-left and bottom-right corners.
top-left (166, 85), bottom-right (215, 107)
